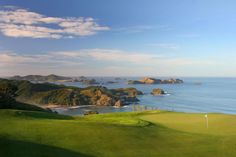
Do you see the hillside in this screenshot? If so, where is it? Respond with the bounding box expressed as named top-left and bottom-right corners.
top-left (0, 109), bottom-right (236, 157)
top-left (0, 93), bottom-right (50, 112)
top-left (0, 80), bottom-right (51, 112)
top-left (0, 79), bottom-right (142, 107)
top-left (10, 74), bottom-right (74, 82)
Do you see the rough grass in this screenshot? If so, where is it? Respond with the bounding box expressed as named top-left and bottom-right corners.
top-left (0, 109), bottom-right (236, 157)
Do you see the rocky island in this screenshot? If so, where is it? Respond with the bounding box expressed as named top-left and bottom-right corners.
top-left (128, 77), bottom-right (184, 84)
top-left (151, 88), bottom-right (165, 95)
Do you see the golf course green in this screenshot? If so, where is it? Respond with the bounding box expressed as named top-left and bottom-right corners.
top-left (0, 109), bottom-right (236, 157)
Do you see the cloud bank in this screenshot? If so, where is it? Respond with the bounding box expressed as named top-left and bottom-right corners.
top-left (0, 49), bottom-right (215, 76)
top-left (0, 7), bottom-right (110, 39)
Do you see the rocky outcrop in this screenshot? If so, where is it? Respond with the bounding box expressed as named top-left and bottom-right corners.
top-left (111, 88), bottom-right (143, 105)
top-left (140, 77), bottom-right (162, 84)
top-left (128, 77), bottom-right (183, 84)
top-left (161, 78), bottom-right (183, 84)
top-left (96, 94), bottom-right (114, 106)
top-left (80, 86), bottom-right (115, 106)
top-left (114, 100), bottom-right (123, 107)
top-left (151, 88), bottom-right (165, 95)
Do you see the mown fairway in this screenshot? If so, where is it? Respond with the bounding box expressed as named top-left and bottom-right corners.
top-left (0, 110), bottom-right (236, 157)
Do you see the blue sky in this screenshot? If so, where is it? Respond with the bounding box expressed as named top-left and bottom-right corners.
top-left (0, 0), bottom-right (236, 76)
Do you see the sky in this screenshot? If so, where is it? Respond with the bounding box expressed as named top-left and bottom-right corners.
top-left (0, 0), bottom-right (236, 77)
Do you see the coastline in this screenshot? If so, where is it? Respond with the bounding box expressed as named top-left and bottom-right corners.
top-left (42, 104), bottom-right (97, 109)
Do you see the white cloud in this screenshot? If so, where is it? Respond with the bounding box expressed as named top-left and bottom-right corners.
top-left (0, 52), bottom-right (50, 64)
top-left (0, 24), bottom-right (63, 39)
top-left (0, 7), bottom-right (110, 39)
top-left (0, 52), bottom-right (76, 66)
top-left (0, 49), bottom-right (217, 76)
top-left (53, 49), bottom-right (164, 64)
top-left (54, 49), bottom-right (212, 67)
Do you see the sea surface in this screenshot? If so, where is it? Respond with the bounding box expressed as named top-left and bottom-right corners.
top-left (54, 77), bottom-right (236, 115)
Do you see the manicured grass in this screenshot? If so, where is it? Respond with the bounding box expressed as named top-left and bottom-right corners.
top-left (0, 109), bottom-right (236, 157)
top-left (141, 111), bottom-right (236, 135)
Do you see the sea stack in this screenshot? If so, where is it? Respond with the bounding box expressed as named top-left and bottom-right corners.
top-left (151, 88), bottom-right (165, 95)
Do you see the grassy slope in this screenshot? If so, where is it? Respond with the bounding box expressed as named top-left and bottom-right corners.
top-left (0, 110), bottom-right (236, 157)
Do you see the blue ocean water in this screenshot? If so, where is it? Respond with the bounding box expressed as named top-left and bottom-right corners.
top-left (55, 77), bottom-right (236, 115)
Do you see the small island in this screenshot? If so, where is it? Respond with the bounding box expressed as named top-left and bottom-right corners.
top-left (151, 88), bottom-right (165, 95)
top-left (128, 77), bottom-right (184, 84)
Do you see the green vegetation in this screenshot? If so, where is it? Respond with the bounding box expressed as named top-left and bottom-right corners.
top-left (111, 87), bottom-right (143, 97)
top-left (0, 79), bottom-right (141, 107)
top-left (0, 79), bottom-right (51, 112)
top-left (1, 109), bottom-right (236, 157)
top-left (0, 93), bottom-right (50, 112)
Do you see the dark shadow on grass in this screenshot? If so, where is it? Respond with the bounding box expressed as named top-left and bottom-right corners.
top-left (0, 137), bottom-right (93, 157)
top-left (14, 110), bottom-right (74, 120)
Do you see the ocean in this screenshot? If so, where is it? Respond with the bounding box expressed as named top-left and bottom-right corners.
top-left (54, 77), bottom-right (236, 115)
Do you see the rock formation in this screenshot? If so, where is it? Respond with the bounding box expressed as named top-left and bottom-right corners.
top-left (114, 100), bottom-right (123, 107)
top-left (151, 88), bottom-right (165, 95)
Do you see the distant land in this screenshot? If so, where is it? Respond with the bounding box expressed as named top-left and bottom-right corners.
top-left (9, 74), bottom-right (184, 85)
top-left (9, 74), bottom-right (101, 85)
top-left (128, 77), bottom-right (184, 84)
top-left (10, 74), bottom-right (76, 83)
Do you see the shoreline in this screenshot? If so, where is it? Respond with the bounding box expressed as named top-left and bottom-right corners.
top-left (41, 104), bottom-right (97, 109)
